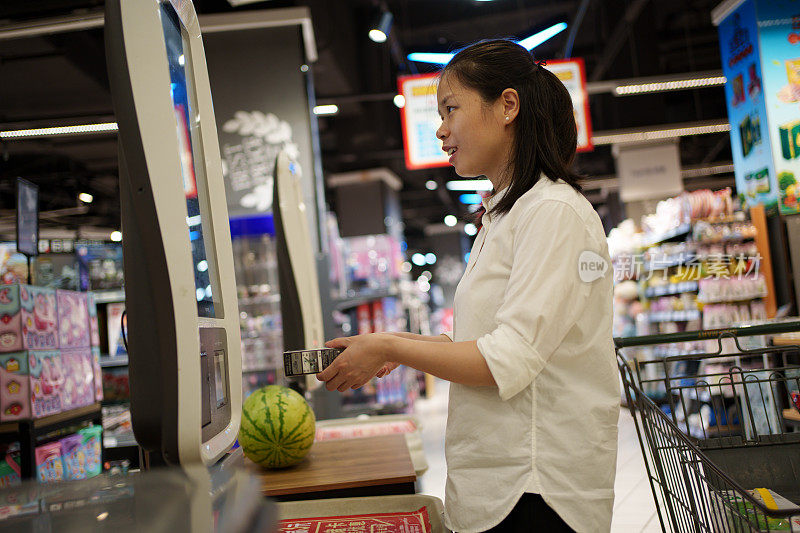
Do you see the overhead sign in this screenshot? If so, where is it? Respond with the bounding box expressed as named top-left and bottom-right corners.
top-left (543, 58), bottom-right (594, 152)
top-left (398, 58), bottom-right (594, 171)
top-left (615, 141), bottom-right (684, 202)
top-left (398, 73), bottom-right (448, 170)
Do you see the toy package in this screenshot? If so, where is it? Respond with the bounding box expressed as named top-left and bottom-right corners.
top-left (91, 347), bottom-right (103, 403)
top-left (0, 353), bottom-right (30, 422)
top-left (0, 284), bottom-right (58, 353)
top-left (60, 348), bottom-right (95, 411)
top-left (87, 293), bottom-right (100, 347)
top-left (35, 441), bottom-right (64, 483)
top-left (79, 425), bottom-right (102, 478)
top-left (60, 434), bottom-right (85, 480)
top-left (29, 351), bottom-right (63, 418)
top-left (56, 290), bottom-right (90, 349)
top-left (0, 448), bottom-right (20, 488)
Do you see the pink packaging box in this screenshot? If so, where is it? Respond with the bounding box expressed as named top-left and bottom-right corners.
top-left (29, 351), bottom-right (63, 418)
top-left (56, 290), bottom-right (90, 349)
top-left (91, 347), bottom-right (103, 403)
top-left (0, 353), bottom-right (30, 422)
top-left (60, 434), bottom-right (86, 480)
top-left (60, 348), bottom-right (95, 411)
top-left (35, 441), bottom-right (64, 483)
top-left (0, 285), bottom-right (58, 353)
top-left (87, 293), bottom-right (100, 348)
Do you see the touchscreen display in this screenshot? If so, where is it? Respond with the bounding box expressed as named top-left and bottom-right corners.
top-left (160, 2), bottom-right (219, 318)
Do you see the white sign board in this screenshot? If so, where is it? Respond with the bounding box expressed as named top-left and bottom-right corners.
top-left (616, 142), bottom-right (684, 202)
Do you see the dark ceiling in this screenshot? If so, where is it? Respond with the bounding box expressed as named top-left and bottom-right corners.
top-left (0, 0), bottom-right (734, 250)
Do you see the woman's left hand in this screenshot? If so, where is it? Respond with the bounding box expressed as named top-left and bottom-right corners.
top-left (317, 334), bottom-right (394, 392)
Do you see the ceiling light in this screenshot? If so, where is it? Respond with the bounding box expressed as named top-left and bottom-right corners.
top-left (78, 192), bottom-right (94, 204)
top-left (459, 193), bottom-right (483, 204)
top-left (446, 179), bottom-right (492, 191)
top-left (592, 120), bottom-right (730, 145)
top-left (412, 253), bottom-right (426, 266)
top-left (313, 104), bottom-right (339, 116)
top-left (178, 54), bottom-right (185, 66)
top-left (518, 22), bottom-right (568, 51)
top-left (425, 180), bottom-right (438, 190)
top-left (407, 52), bottom-right (455, 65)
top-left (0, 122), bottom-right (118, 140)
top-left (393, 94), bottom-right (405, 108)
top-left (425, 253), bottom-right (437, 264)
top-left (110, 231), bottom-right (122, 242)
top-left (615, 75), bottom-right (726, 96)
top-left (444, 215), bottom-right (457, 227)
top-left (300, 64), bottom-right (309, 73)
top-left (464, 223), bottom-right (478, 236)
top-left (368, 11), bottom-right (393, 43)
top-left (401, 261), bottom-right (412, 273)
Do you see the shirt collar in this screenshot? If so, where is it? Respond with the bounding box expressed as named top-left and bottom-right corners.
top-left (481, 176), bottom-right (557, 226)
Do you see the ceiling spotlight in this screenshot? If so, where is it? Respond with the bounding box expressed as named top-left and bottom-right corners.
top-left (425, 253), bottom-right (437, 264)
top-left (425, 180), bottom-right (438, 190)
top-left (313, 105), bottom-right (339, 116)
top-left (464, 223), bottom-right (478, 236)
top-left (369, 11), bottom-right (393, 43)
top-left (110, 231), bottom-right (122, 242)
top-left (518, 22), bottom-right (568, 51)
top-left (407, 52), bottom-right (454, 65)
top-left (393, 94), bottom-right (406, 108)
top-left (411, 253), bottom-right (426, 266)
top-left (444, 215), bottom-right (457, 227)
top-left (78, 192), bottom-right (94, 204)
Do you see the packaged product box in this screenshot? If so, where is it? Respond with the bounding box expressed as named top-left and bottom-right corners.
top-left (79, 425), bottom-right (102, 478)
top-left (87, 293), bottom-right (100, 348)
top-left (60, 433), bottom-right (86, 480)
top-left (29, 351), bottom-right (63, 418)
top-left (60, 348), bottom-right (95, 411)
top-left (106, 302), bottom-right (127, 356)
top-left (0, 284), bottom-right (59, 353)
top-left (56, 290), bottom-right (90, 349)
top-left (0, 450), bottom-right (20, 488)
top-left (35, 441), bottom-right (64, 483)
top-left (715, 488), bottom-right (800, 532)
top-left (0, 352), bottom-right (30, 422)
top-left (91, 347), bottom-right (103, 403)
top-left (780, 120), bottom-right (800, 160)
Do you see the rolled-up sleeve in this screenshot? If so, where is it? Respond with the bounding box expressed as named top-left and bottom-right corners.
top-left (477, 200), bottom-right (592, 401)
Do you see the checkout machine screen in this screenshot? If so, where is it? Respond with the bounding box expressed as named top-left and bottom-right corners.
top-left (159, 2), bottom-right (219, 320)
top-left (160, 3), bottom-right (230, 419)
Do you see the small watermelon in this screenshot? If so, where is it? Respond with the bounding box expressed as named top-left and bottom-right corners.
top-left (239, 385), bottom-right (316, 468)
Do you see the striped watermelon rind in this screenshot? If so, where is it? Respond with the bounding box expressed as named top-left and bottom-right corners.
top-left (239, 385), bottom-right (316, 468)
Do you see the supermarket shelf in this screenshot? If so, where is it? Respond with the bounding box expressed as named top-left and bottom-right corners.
top-left (92, 289), bottom-right (126, 304)
top-left (648, 310), bottom-right (701, 323)
top-left (239, 294), bottom-right (281, 306)
top-left (698, 214), bottom-right (748, 224)
top-left (0, 403), bottom-right (102, 438)
top-left (334, 290), bottom-right (398, 311)
top-left (643, 223), bottom-right (692, 247)
top-left (99, 354), bottom-right (129, 367)
top-left (695, 235), bottom-right (755, 245)
top-left (243, 366), bottom-right (278, 374)
top-left (697, 293), bottom-right (767, 304)
top-left (645, 281), bottom-right (699, 298)
top-left (643, 253), bottom-right (696, 272)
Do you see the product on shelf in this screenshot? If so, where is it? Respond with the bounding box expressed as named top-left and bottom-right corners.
top-left (60, 348), bottom-right (95, 411)
top-left (0, 244), bottom-right (28, 285)
top-left (697, 277), bottom-right (768, 303)
top-left (35, 441), bottom-right (64, 483)
top-left (0, 284), bottom-right (59, 353)
top-left (0, 353), bottom-right (30, 422)
top-left (102, 366), bottom-right (130, 403)
top-left (0, 446), bottom-right (20, 488)
top-left (29, 351), bottom-right (63, 418)
top-left (106, 302), bottom-right (127, 356)
top-left (60, 433), bottom-right (85, 480)
top-left (56, 290), bottom-right (90, 349)
top-left (277, 507), bottom-right (432, 533)
top-left (79, 425), bottom-right (102, 478)
top-left (87, 293), bottom-right (100, 348)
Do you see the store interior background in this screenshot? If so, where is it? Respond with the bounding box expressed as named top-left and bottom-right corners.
top-left (2, 0), bottom-right (799, 531)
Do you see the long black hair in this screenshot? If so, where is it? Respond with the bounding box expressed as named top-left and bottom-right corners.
top-left (440, 39), bottom-right (583, 218)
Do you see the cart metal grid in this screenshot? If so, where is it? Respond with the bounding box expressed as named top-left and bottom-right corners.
top-left (616, 320), bottom-right (800, 532)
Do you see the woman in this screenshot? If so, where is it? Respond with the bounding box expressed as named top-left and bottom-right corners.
top-left (317, 39), bottom-right (619, 533)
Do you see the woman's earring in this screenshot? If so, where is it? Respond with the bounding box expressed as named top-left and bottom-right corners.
top-left (505, 116), bottom-right (509, 121)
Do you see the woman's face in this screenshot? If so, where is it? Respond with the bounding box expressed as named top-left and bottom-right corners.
top-left (436, 75), bottom-right (514, 183)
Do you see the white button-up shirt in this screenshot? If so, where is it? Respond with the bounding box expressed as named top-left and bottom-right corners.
top-left (443, 177), bottom-right (619, 532)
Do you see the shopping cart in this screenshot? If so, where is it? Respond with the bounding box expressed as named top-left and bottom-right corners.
top-left (616, 320), bottom-right (800, 532)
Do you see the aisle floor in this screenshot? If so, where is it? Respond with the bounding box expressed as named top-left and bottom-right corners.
top-left (413, 379), bottom-right (661, 532)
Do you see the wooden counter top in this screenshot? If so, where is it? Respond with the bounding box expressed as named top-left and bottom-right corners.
top-left (244, 433), bottom-right (416, 498)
